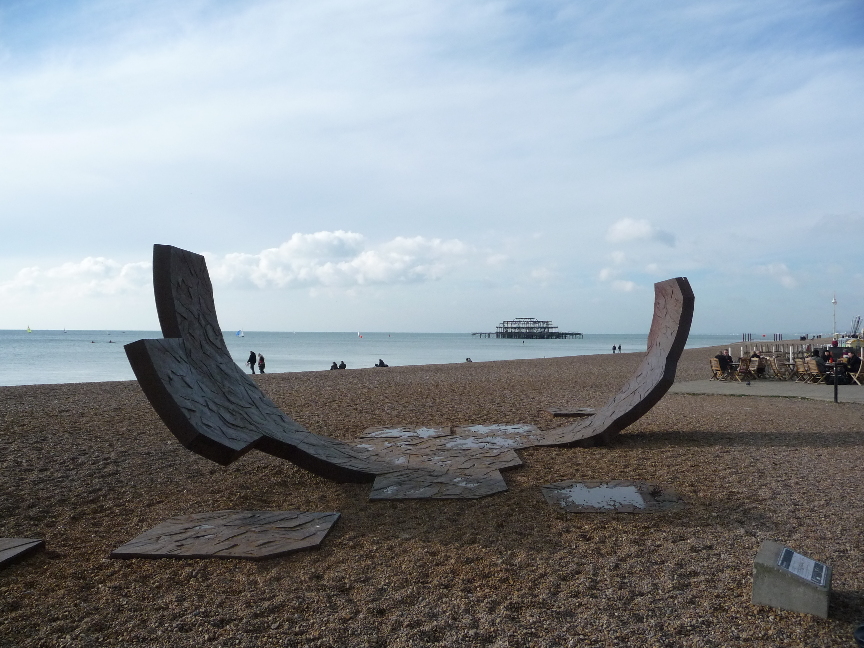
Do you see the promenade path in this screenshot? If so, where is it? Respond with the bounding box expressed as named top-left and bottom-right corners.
top-left (670, 379), bottom-right (864, 404)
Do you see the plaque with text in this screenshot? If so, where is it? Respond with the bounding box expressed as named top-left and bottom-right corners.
top-left (777, 547), bottom-right (827, 586)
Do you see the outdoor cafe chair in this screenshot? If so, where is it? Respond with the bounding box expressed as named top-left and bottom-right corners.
top-left (793, 358), bottom-right (809, 382)
top-left (850, 361), bottom-right (864, 386)
top-left (766, 356), bottom-right (787, 380)
top-left (806, 358), bottom-right (827, 384)
top-left (737, 358), bottom-right (756, 382)
top-left (710, 358), bottom-right (722, 380)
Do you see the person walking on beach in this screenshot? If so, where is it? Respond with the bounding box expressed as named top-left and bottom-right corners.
top-left (257, 353), bottom-right (265, 374)
top-left (612, 345), bottom-right (616, 354)
top-left (247, 351), bottom-right (257, 374)
top-left (617, 345), bottom-right (621, 352)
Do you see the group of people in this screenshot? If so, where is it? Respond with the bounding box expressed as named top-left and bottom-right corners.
top-left (329, 361), bottom-right (347, 370)
top-left (246, 351), bottom-right (265, 374)
top-left (714, 344), bottom-right (862, 383)
top-left (611, 345), bottom-right (622, 353)
top-left (809, 345), bottom-right (861, 383)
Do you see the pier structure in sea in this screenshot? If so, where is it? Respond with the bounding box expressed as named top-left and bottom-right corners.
top-left (472, 317), bottom-right (583, 339)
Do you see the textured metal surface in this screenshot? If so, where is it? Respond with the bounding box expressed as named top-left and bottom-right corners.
top-left (370, 468), bottom-right (508, 500)
top-left (125, 245), bottom-right (509, 499)
top-left (125, 245), bottom-right (398, 482)
top-left (540, 277), bottom-right (694, 447)
top-left (542, 407), bottom-right (596, 417)
top-left (111, 510), bottom-right (339, 560)
top-left (0, 538), bottom-right (44, 568)
top-left (126, 245), bottom-right (691, 499)
top-left (541, 480), bottom-right (684, 513)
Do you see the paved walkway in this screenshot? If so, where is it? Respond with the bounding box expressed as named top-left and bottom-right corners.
top-left (669, 379), bottom-right (864, 404)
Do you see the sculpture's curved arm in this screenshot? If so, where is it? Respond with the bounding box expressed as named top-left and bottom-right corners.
top-left (125, 245), bottom-right (394, 481)
top-left (541, 277), bottom-right (694, 447)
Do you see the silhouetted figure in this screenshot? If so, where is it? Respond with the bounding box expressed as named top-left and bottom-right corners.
top-left (330, 362), bottom-right (338, 370)
top-left (338, 361), bottom-right (346, 370)
top-left (715, 352), bottom-right (729, 373)
top-left (375, 359), bottom-right (388, 367)
top-left (466, 357), bottom-right (472, 362)
top-left (247, 351), bottom-right (257, 374)
top-left (617, 345), bottom-right (621, 352)
top-left (257, 353), bottom-right (265, 374)
top-left (612, 345), bottom-right (616, 354)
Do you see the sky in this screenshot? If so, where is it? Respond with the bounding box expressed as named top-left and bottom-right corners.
top-left (1, 0), bottom-right (863, 335)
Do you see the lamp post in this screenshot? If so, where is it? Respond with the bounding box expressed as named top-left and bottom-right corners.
top-left (832, 293), bottom-right (837, 337)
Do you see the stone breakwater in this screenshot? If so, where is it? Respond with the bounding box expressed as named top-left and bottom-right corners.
top-left (1, 346), bottom-right (863, 647)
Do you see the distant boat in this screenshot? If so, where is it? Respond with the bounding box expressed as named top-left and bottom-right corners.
top-left (236, 330), bottom-right (244, 337)
top-left (358, 331), bottom-right (362, 338)
top-left (26, 325), bottom-right (32, 333)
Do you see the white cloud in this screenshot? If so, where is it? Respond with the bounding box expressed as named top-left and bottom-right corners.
top-left (606, 218), bottom-right (675, 247)
top-left (755, 262), bottom-right (797, 289)
top-left (0, 231), bottom-right (471, 304)
top-left (0, 257), bottom-right (151, 297)
top-left (612, 280), bottom-right (637, 292)
top-left (207, 231), bottom-right (470, 289)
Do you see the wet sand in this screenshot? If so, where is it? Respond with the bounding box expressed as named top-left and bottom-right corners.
top-left (1, 345), bottom-right (863, 647)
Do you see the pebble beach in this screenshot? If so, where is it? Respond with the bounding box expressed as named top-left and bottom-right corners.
top-left (2, 345), bottom-right (863, 647)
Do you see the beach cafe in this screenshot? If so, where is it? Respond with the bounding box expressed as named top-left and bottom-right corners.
top-left (710, 340), bottom-right (864, 386)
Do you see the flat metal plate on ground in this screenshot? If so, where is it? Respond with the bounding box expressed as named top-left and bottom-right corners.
top-left (111, 510), bottom-right (339, 560)
top-left (370, 467), bottom-right (508, 500)
top-left (542, 407), bottom-right (596, 417)
top-left (0, 538), bottom-right (45, 568)
top-left (542, 480), bottom-right (684, 513)
top-left (359, 426), bottom-right (451, 439)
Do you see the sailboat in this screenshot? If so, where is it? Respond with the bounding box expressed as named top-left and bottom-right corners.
top-left (26, 325), bottom-right (32, 333)
top-left (236, 329), bottom-right (244, 337)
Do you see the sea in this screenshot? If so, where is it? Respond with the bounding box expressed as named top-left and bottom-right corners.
top-left (0, 330), bottom-right (737, 387)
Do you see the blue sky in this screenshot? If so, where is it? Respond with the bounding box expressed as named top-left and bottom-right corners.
top-left (1, 0), bottom-right (863, 334)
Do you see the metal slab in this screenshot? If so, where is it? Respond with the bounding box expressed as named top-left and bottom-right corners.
top-left (359, 426), bottom-right (451, 439)
top-left (111, 510), bottom-right (340, 560)
top-left (542, 407), bottom-right (596, 417)
top-left (370, 468), bottom-right (508, 500)
top-left (0, 538), bottom-right (44, 568)
top-left (542, 480), bottom-right (684, 513)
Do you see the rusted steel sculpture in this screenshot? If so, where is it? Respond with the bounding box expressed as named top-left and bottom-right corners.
top-left (125, 245), bottom-right (396, 482)
top-left (125, 245), bottom-right (509, 498)
top-left (540, 276), bottom-right (694, 447)
top-left (126, 244), bottom-right (693, 499)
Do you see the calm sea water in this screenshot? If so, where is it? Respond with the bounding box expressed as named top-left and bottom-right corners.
top-left (0, 330), bottom-right (737, 387)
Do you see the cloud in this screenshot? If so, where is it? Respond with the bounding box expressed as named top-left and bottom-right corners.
top-left (611, 280), bottom-right (637, 292)
top-left (606, 218), bottom-right (675, 247)
top-left (755, 262), bottom-right (797, 289)
top-left (208, 231), bottom-right (470, 289)
top-left (598, 267), bottom-right (615, 281)
top-left (0, 257), bottom-right (151, 296)
top-left (0, 231), bottom-right (472, 300)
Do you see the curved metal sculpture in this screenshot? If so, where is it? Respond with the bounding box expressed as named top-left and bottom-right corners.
top-left (125, 245), bottom-right (395, 482)
top-left (126, 244), bottom-right (693, 499)
top-left (542, 276), bottom-right (694, 447)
